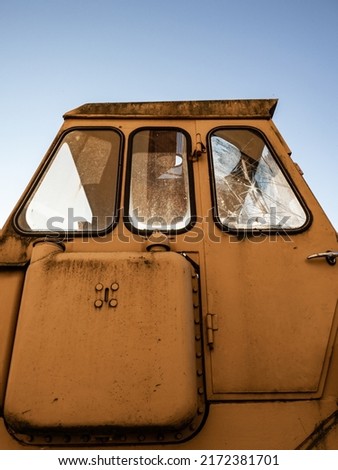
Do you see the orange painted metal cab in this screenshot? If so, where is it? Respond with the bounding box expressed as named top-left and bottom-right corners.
top-left (0, 100), bottom-right (337, 449)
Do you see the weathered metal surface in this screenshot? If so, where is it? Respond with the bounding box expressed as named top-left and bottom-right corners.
top-left (4, 248), bottom-right (205, 444)
top-left (64, 99), bottom-right (278, 119)
top-left (0, 99), bottom-right (337, 450)
top-left (0, 269), bottom-right (25, 407)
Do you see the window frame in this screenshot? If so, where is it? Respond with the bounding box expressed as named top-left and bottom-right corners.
top-left (207, 125), bottom-right (312, 235)
top-left (13, 126), bottom-right (124, 237)
top-left (124, 126), bottom-right (196, 236)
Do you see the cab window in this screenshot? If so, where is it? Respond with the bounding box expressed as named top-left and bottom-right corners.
top-left (209, 128), bottom-right (308, 231)
top-left (16, 128), bottom-right (121, 233)
top-left (125, 129), bottom-right (194, 233)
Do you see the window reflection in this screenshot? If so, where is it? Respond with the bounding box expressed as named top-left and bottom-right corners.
top-left (127, 129), bottom-right (192, 232)
top-left (17, 129), bottom-right (121, 232)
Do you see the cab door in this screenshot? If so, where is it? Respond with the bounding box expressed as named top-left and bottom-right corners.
top-left (197, 120), bottom-right (338, 399)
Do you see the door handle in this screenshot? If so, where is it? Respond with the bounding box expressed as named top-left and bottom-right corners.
top-left (307, 251), bottom-right (338, 266)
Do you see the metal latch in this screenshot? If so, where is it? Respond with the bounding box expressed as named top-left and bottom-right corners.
top-left (206, 313), bottom-right (218, 348)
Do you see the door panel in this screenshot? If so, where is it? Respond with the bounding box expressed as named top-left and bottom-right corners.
top-left (4, 245), bottom-right (206, 444)
top-left (197, 120), bottom-right (338, 398)
top-left (206, 239), bottom-right (337, 396)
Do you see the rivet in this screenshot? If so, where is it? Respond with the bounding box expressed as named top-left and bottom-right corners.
top-left (195, 335), bottom-right (201, 341)
top-left (192, 273), bottom-right (197, 278)
top-left (44, 435), bottom-right (52, 443)
top-left (194, 318), bottom-right (200, 324)
top-left (198, 406), bottom-right (204, 415)
top-left (197, 369), bottom-right (203, 376)
top-left (190, 423), bottom-right (196, 431)
top-left (198, 387), bottom-right (204, 395)
top-left (175, 433), bottom-right (183, 440)
top-left (194, 303), bottom-right (199, 308)
top-left (111, 282), bottom-right (119, 291)
top-left (109, 299), bottom-right (118, 308)
top-left (81, 435), bottom-right (90, 443)
top-left (94, 299), bottom-right (103, 308)
top-left (193, 287), bottom-right (198, 293)
top-left (196, 352), bottom-right (202, 358)
top-left (120, 435), bottom-right (126, 441)
top-left (138, 434), bottom-right (145, 441)
top-left (63, 435), bottom-right (71, 443)
top-left (95, 283), bottom-right (103, 291)
top-left (157, 434), bottom-right (164, 441)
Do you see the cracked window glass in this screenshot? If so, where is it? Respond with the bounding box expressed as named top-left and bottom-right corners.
top-left (210, 129), bottom-right (307, 230)
top-left (127, 129), bottom-right (192, 232)
top-left (17, 129), bottom-right (121, 232)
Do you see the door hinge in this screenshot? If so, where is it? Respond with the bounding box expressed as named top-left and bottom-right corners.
top-left (190, 133), bottom-right (206, 161)
top-left (206, 313), bottom-right (218, 349)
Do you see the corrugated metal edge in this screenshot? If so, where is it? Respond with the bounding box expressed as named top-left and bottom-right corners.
top-left (64, 99), bottom-right (278, 120)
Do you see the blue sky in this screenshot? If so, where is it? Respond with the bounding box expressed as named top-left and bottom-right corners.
top-left (0, 0), bottom-right (337, 228)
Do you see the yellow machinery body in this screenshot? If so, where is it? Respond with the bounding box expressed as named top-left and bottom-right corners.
top-left (0, 100), bottom-right (337, 449)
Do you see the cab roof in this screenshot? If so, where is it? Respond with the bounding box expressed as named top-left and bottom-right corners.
top-left (64, 99), bottom-right (278, 120)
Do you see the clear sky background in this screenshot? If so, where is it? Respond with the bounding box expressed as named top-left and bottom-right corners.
top-left (0, 0), bottom-right (337, 229)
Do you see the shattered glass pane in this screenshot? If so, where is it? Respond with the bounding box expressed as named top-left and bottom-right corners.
top-left (211, 129), bottom-right (307, 230)
top-left (128, 130), bottom-right (191, 231)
